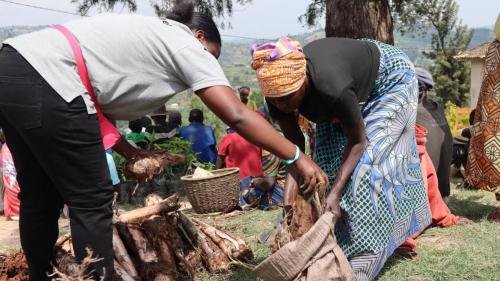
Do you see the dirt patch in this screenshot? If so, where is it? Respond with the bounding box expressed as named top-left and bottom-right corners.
top-left (416, 233), bottom-right (460, 250)
top-left (0, 250), bottom-right (28, 281)
top-left (0, 217), bottom-right (70, 254)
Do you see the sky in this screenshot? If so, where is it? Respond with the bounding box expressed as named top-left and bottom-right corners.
top-left (0, 0), bottom-right (498, 39)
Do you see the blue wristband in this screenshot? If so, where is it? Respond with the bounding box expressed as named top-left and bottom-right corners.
top-left (284, 145), bottom-right (300, 165)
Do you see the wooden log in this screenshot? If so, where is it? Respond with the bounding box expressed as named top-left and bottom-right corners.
top-left (157, 241), bottom-right (177, 270)
top-left (170, 213), bottom-right (203, 273)
top-left (117, 194), bottom-right (179, 224)
top-left (141, 217), bottom-right (179, 279)
top-left (143, 216), bottom-right (195, 278)
top-left (161, 215), bottom-right (196, 278)
top-left (177, 212), bottom-right (200, 244)
top-left (153, 273), bottom-right (175, 281)
top-left (113, 226), bottom-right (139, 279)
top-left (197, 230), bottom-right (231, 273)
top-left (184, 249), bottom-right (202, 270)
top-left (126, 225), bottom-right (158, 263)
top-left (141, 262), bottom-right (177, 281)
top-left (53, 247), bottom-right (80, 277)
top-left (191, 218), bottom-right (253, 262)
top-left (61, 238), bottom-right (74, 256)
top-left (114, 260), bottom-right (135, 281)
top-left (54, 233), bottom-right (71, 247)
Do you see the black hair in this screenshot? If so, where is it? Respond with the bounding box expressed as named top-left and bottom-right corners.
top-left (140, 116), bottom-right (152, 128)
top-left (469, 109), bottom-right (476, 126)
top-left (166, 0), bottom-right (221, 46)
top-left (167, 110), bottom-right (182, 127)
top-left (129, 119), bottom-right (144, 133)
top-left (189, 108), bottom-right (204, 123)
top-left (238, 86), bottom-right (250, 92)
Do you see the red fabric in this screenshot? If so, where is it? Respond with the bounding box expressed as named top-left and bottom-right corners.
top-left (415, 124), bottom-right (459, 227)
top-left (2, 145), bottom-right (20, 218)
top-left (401, 125), bottom-right (459, 251)
top-left (218, 132), bottom-right (262, 179)
top-left (52, 25), bottom-right (121, 150)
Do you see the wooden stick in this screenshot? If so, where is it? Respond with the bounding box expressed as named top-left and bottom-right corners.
top-left (114, 260), bottom-right (135, 281)
top-left (177, 212), bottom-right (200, 245)
top-left (117, 194), bottom-right (179, 224)
top-left (126, 225), bottom-right (158, 263)
top-left (192, 218), bottom-right (253, 262)
top-left (142, 214), bottom-right (196, 278)
top-left (197, 230), bottom-right (231, 273)
top-left (184, 249), bottom-right (202, 270)
top-left (141, 218), bottom-right (179, 277)
top-left (113, 226), bottom-right (139, 279)
top-left (54, 233), bottom-right (71, 247)
top-left (191, 218), bottom-right (234, 254)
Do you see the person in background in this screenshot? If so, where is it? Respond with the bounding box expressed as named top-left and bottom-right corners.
top-left (164, 109), bottom-right (182, 138)
top-left (1, 143), bottom-right (20, 220)
top-left (0, 1), bottom-right (325, 278)
top-left (451, 109), bottom-right (475, 181)
top-left (146, 106), bottom-right (171, 144)
top-left (216, 127), bottom-right (263, 179)
top-left (126, 117), bottom-right (151, 150)
top-left (251, 36), bottom-right (430, 280)
top-left (179, 109), bottom-right (218, 164)
top-left (415, 67), bottom-right (453, 199)
top-left (146, 107), bottom-right (177, 199)
top-left (398, 123), bottom-right (468, 258)
top-left (465, 16), bottom-right (500, 220)
top-left (233, 110), bottom-right (287, 210)
top-left (216, 127), bottom-right (269, 208)
top-left (238, 86), bottom-right (258, 111)
top-left (0, 129), bottom-right (4, 215)
top-left (106, 150), bottom-right (121, 191)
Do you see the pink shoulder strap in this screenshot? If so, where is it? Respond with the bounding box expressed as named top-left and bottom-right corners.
top-left (52, 25), bottom-right (121, 150)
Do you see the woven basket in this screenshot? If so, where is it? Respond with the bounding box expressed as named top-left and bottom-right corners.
top-left (181, 168), bottom-right (240, 214)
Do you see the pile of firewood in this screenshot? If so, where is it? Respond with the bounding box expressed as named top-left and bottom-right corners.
top-left (0, 194), bottom-right (253, 281)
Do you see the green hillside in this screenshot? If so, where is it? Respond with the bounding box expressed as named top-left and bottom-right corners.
top-left (0, 24), bottom-right (493, 140)
top-left (1, 25), bottom-right (493, 90)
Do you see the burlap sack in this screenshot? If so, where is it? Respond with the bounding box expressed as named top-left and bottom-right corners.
top-left (253, 212), bottom-right (354, 281)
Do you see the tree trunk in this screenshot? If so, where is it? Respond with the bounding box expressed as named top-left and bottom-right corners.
top-left (325, 0), bottom-right (394, 45)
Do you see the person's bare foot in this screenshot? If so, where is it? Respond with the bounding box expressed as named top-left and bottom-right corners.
top-left (457, 216), bottom-right (473, 225)
top-left (394, 246), bottom-right (418, 259)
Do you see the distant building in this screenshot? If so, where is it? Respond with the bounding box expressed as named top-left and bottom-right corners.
top-left (454, 42), bottom-right (491, 107)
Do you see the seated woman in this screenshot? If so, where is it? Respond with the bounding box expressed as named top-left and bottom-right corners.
top-left (251, 37), bottom-right (431, 280)
top-left (216, 127), bottom-right (281, 209)
top-left (241, 139), bottom-right (287, 210)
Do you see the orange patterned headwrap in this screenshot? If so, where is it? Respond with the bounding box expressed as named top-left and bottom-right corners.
top-left (251, 37), bottom-right (307, 97)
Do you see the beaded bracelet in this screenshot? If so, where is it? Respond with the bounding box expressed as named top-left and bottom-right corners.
top-left (284, 145), bottom-right (300, 165)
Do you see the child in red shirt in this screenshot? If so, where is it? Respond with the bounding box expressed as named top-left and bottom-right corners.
top-left (216, 128), bottom-right (263, 179)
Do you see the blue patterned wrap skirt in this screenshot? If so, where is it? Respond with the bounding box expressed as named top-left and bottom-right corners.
top-left (314, 40), bottom-right (431, 280)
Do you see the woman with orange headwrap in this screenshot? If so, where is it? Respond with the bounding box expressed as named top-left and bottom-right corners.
top-left (251, 37), bottom-right (431, 280)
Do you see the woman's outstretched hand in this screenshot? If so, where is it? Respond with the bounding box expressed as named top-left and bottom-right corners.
top-left (293, 152), bottom-right (328, 194)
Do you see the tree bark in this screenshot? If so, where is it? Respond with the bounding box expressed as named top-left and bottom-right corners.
top-left (113, 226), bottom-right (139, 279)
top-left (117, 194), bottom-right (179, 224)
top-left (325, 0), bottom-right (394, 44)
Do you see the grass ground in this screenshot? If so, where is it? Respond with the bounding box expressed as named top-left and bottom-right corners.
top-left (196, 187), bottom-right (500, 281)
top-left (0, 186), bottom-right (497, 280)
